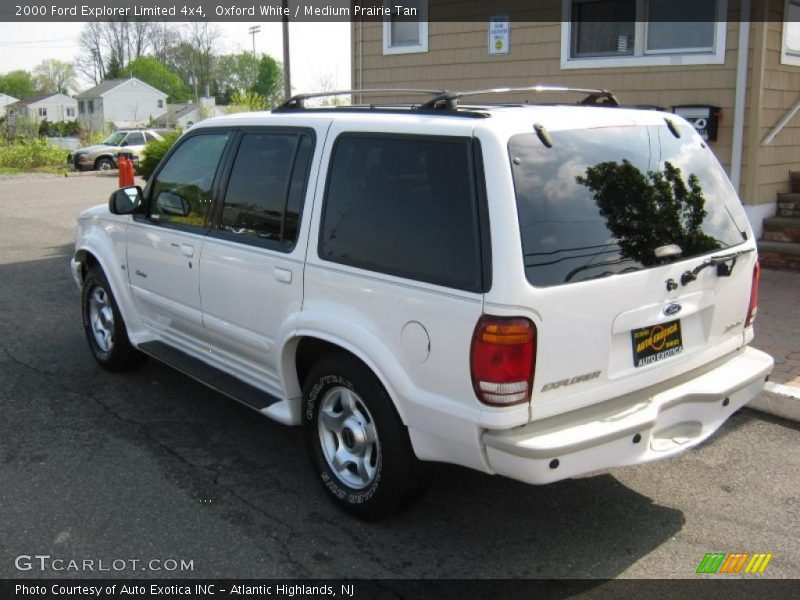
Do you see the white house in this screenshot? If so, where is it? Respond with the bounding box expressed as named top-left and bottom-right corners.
top-left (5, 93), bottom-right (77, 135)
top-left (155, 96), bottom-right (226, 130)
top-left (76, 78), bottom-right (167, 131)
top-left (0, 92), bottom-right (20, 118)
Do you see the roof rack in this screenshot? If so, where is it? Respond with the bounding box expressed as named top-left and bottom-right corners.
top-left (419, 85), bottom-right (620, 110)
top-left (275, 89), bottom-right (446, 110)
top-left (272, 85), bottom-right (620, 113)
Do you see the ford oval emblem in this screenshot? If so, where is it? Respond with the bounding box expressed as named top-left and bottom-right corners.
top-left (664, 303), bottom-right (682, 316)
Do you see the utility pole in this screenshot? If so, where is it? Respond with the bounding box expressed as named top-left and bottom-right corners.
top-left (282, 0), bottom-right (291, 100)
top-left (248, 25), bottom-right (261, 56)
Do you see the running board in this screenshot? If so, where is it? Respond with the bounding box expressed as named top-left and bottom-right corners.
top-left (138, 341), bottom-right (281, 411)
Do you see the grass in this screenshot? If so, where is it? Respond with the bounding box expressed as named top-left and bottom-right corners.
top-left (0, 165), bottom-right (70, 175)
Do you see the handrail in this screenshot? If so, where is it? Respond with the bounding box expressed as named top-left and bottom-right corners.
top-left (762, 95), bottom-right (800, 146)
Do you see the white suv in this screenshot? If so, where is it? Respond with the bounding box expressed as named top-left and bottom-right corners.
top-left (71, 87), bottom-right (774, 520)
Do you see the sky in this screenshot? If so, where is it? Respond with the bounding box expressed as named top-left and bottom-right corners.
top-left (0, 21), bottom-right (351, 95)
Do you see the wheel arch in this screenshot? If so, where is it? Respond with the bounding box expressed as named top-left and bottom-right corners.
top-left (279, 326), bottom-right (413, 427)
top-left (74, 236), bottom-right (143, 339)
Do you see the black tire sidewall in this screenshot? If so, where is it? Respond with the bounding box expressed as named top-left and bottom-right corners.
top-left (302, 356), bottom-right (412, 518)
top-left (81, 268), bottom-right (126, 366)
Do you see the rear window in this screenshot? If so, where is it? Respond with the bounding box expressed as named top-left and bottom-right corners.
top-left (319, 135), bottom-right (482, 292)
top-left (509, 122), bottom-right (747, 287)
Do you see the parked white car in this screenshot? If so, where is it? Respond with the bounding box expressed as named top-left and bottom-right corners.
top-left (71, 87), bottom-right (773, 519)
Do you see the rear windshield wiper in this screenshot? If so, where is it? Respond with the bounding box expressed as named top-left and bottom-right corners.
top-left (680, 247), bottom-right (755, 286)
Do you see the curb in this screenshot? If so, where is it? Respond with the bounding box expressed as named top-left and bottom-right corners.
top-left (64, 170), bottom-right (119, 178)
top-left (749, 382), bottom-right (800, 422)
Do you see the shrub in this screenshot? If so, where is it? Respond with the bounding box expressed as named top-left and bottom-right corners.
top-left (38, 120), bottom-right (81, 137)
top-left (0, 138), bottom-right (68, 169)
top-left (138, 131), bottom-right (180, 180)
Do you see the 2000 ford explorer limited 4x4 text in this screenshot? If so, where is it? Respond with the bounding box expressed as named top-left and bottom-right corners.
top-left (71, 86), bottom-right (774, 519)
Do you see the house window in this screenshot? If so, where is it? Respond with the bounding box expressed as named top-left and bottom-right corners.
top-left (782, 0), bottom-right (800, 66)
top-left (78, 101), bottom-right (85, 113)
top-left (38, 108), bottom-right (47, 118)
top-left (66, 107), bottom-right (75, 117)
top-left (382, 0), bottom-right (428, 55)
top-left (562, 0), bottom-right (727, 69)
top-left (88, 100), bottom-right (94, 114)
top-left (158, 99), bottom-right (164, 109)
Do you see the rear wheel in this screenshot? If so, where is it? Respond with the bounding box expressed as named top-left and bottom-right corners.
top-left (302, 353), bottom-right (428, 520)
top-left (81, 266), bottom-right (144, 371)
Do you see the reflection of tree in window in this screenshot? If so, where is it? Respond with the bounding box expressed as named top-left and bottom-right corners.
top-left (150, 133), bottom-right (229, 229)
top-left (576, 159), bottom-right (721, 267)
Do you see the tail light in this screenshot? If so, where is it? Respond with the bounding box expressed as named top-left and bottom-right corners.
top-left (470, 316), bottom-right (536, 406)
top-left (745, 260), bottom-right (760, 327)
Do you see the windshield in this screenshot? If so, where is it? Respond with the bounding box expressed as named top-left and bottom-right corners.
top-left (103, 132), bottom-right (127, 146)
top-left (509, 122), bottom-right (747, 287)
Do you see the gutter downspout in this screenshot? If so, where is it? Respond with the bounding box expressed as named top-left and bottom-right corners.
top-left (730, 0), bottom-right (750, 196)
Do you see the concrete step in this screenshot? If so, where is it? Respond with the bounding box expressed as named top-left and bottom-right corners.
top-left (762, 216), bottom-right (800, 243)
top-left (777, 192), bottom-right (800, 217)
top-left (791, 171), bottom-right (800, 193)
top-left (758, 240), bottom-right (800, 271)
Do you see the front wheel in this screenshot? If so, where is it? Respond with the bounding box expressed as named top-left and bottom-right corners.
top-left (94, 157), bottom-right (115, 171)
top-left (302, 354), bottom-right (428, 520)
top-left (81, 266), bottom-right (144, 371)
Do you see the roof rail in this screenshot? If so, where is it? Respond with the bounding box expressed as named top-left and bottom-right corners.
top-left (419, 85), bottom-right (621, 110)
top-left (275, 88), bottom-right (447, 110)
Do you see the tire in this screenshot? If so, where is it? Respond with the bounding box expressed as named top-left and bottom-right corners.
top-left (81, 266), bottom-right (144, 371)
top-left (302, 353), bottom-right (428, 520)
top-left (94, 157), bottom-right (115, 171)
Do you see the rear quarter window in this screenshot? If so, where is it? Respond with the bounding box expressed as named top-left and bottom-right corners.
top-left (319, 135), bottom-right (483, 293)
top-left (509, 122), bottom-right (746, 287)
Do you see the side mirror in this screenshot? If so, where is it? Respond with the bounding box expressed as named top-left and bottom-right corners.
top-left (155, 190), bottom-right (191, 217)
top-left (109, 185), bottom-right (143, 215)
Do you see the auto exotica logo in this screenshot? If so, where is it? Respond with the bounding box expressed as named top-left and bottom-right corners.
top-left (696, 552), bottom-right (773, 574)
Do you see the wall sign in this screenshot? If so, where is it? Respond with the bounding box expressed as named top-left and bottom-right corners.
top-left (489, 14), bottom-right (510, 55)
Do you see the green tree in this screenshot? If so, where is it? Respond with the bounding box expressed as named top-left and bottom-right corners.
top-left (0, 70), bottom-right (38, 99)
top-left (105, 55), bottom-right (123, 79)
top-left (213, 52), bottom-right (261, 103)
top-left (251, 55), bottom-right (283, 107)
top-left (127, 56), bottom-right (190, 103)
top-left (33, 59), bottom-right (76, 94)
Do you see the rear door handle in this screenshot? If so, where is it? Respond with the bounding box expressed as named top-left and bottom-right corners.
top-left (180, 244), bottom-right (194, 258)
top-left (274, 267), bottom-right (292, 283)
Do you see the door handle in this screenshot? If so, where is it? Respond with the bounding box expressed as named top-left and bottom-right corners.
top-left (274, 267), bottom-right (292, 283)
top-left (180, 244), bottom-right (194, 258)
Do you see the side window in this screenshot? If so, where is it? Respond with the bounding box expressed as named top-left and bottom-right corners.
top-left (149, 132), bottom-right (230, 230)
top-left (319, 135), bottom-right (482, 292)
top-left (218, 131), bottom-right (313, 248)
top-left (144, 132), bottom-right (158, 143)
top-left (125, 132), bottom-right (145, 146)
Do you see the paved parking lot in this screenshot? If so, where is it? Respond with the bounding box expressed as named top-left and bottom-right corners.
top-left (0, 174), bottom-right (798, 581)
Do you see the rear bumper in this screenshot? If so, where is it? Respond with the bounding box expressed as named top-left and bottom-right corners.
top-left (483, 346), bottom-right (773, 484)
